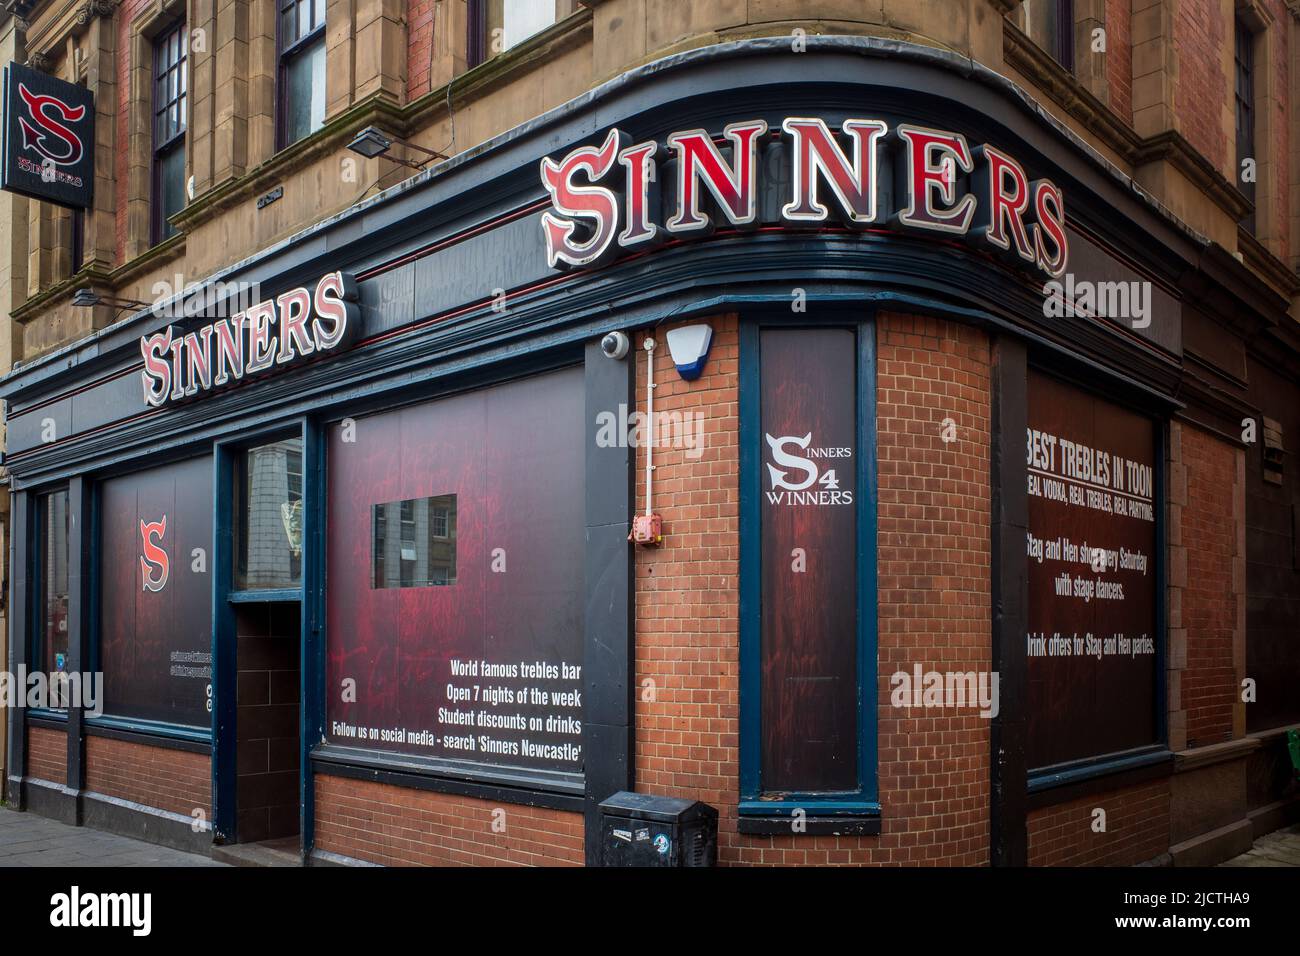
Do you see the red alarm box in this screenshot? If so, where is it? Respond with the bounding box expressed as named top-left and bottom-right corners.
top-left (629, 513), bottom-right (663, 546)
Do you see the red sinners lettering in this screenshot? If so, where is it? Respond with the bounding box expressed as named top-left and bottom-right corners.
top-left (540, 115), bottom-right (1068, 279)
top-left (140, 271), bottom-right (358, 407)
top-left (139, 516), bottom-right (169, 592)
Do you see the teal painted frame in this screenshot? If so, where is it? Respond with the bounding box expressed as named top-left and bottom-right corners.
top-left (738, 312), bottom-right (880, 819)
top-left (82, 462), bottom-right (213, 745)
top-left (27, 485), bottom-right (70, 722)
top-left (211, 422), bottom-right (308, 844)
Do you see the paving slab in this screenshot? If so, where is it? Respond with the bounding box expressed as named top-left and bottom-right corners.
top-left (1219, 822), bottom-right (1300, 867)
top-left (0, 807), bottom-right (227, 867)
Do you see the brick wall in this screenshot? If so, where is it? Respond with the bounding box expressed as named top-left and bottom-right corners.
top-left (632, 312), bottom-right (991, 865)
top-left (870, 312), bottom-right (992, 866)
top-left (26, 726), bottom-right (66, 786)
top-left (1103, 0), bottom-right (1131, 122)
top-left (631, 313), bottom-right (740, 837)
top-left (1027, 779), bottom-right (1170, 865)
top-left (1264, 0), bottom-right (1291, 262)
top-left (1174, 0), bottom-right (1227, 174)
top-left (407, 0), bottom-right (436, 99)
top-left (313, 775), bottom-right (583, 865)
top-left (1179, 424), bottom-right (1242, 748)
top-left (84, 735), bottom-right (211, 819)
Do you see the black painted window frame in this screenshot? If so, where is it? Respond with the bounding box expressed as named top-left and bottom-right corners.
top-left (151, 18), bottom-right (188, 246)
top-left (1023, 0), bottom-right (1075, 73)
top-left (1234, 15), bottom-right (1257, 233)
top-left (466, 0), bottom-right (562, 68)
top-left (276, 0), bottom-right (327, 151)
top-left (1053, 0), bottom-right (1075, 73)
top-left (30, 486), bottom-right (72, 716)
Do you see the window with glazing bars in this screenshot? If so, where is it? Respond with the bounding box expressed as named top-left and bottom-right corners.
top-left (152, 21), bottom-right (187, 244)
top-left (467, 0), bottom-right (562, 67)
top-left (1234, 18), bottom-right (1256, 233)
top-left (278, 0), bottom-right (327, 149)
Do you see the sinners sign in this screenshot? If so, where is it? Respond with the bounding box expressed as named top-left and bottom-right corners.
top-left (539, 118), bottom-right (1069, 279)
top-left (139, 271), bottom-right (359, 407)
top-left (1, 62), bottom-right (96, 209)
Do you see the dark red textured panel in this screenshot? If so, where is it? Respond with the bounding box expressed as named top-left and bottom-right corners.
top-left (759, 328), bottom-right (858, 793)
top-left (99, 455), bottom-right (214, 727)
top-left (1026, 371), bottom-right (1158, 767)
top-left (326, 367), bottom-right (585, 772)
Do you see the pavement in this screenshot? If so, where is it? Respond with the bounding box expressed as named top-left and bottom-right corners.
top-left (0, 806), bottom-right (227, 867)
top-left (0, 801), bottom-right (1296, 867)
top-left (1219, 822), bottom-right (1300, 867)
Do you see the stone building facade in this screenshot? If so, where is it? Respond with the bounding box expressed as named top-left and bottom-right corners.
top-left (0, 0), bottom-right (1297, 867)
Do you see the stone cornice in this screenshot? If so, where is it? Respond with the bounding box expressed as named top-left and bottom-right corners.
top-left (9, 233), bottom-right (184, 327)
top-left (8, 265), bottom-right (112, 329)
top-left (75, 0), bottom-right (116, 26)
top-left (1237, 228), bottom-right (1300, 297)
top-left (22, 0), bottom-right (79, 52)
top-left (1134, 130), bottom-right (1254, 222)
top-left (22, 0), bottom-right (115, 63)
top-left (1004, 21), bottom-right (1143, 156)
top-left (168, 94), bottom-right (408, 235)
top-left (405, 7), bottom-right (594, 129)
top-left (25, 6), bottom-right (118, 74)
top-left (1005, 20), bottom-right (1254, 230)
top-left (160, 11), bottom-right (594, 238)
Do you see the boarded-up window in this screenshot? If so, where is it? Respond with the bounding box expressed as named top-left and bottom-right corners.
top-left (758, 328), bottom-right (859, 794)
top-left (326, 367), bottom-right (585, 774)
top-left (1026, 371), bottom-right (1159, 767)
top-left (98, 456), bottom-right (213, 728)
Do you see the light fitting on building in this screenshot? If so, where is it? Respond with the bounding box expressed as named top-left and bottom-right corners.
top-left (71, 288), bottom-right (151, 312)
top-left (346, 126), bottom-right (447, 170)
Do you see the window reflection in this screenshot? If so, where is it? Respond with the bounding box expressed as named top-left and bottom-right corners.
top-left (372, 495), bottom-right (458, 589)
top-left (39, 489), bottom-right (70, 683)
top-left (235, 439), bottom-right (304, 590)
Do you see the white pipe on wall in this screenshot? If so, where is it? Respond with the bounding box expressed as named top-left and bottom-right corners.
top-left (644, 336), bottom-right (656, 517)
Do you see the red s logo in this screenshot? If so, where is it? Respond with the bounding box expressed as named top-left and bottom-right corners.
top-left (17, 82), bottom-right (85, 166)
top-left (140, 516), bottom-right (169, 593)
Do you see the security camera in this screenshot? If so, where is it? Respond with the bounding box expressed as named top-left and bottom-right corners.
top-left (601, 331), bottom-right (630, 360)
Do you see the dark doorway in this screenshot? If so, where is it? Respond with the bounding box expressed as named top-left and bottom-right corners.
top-left (234, 602), bottom-right (301, 845)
